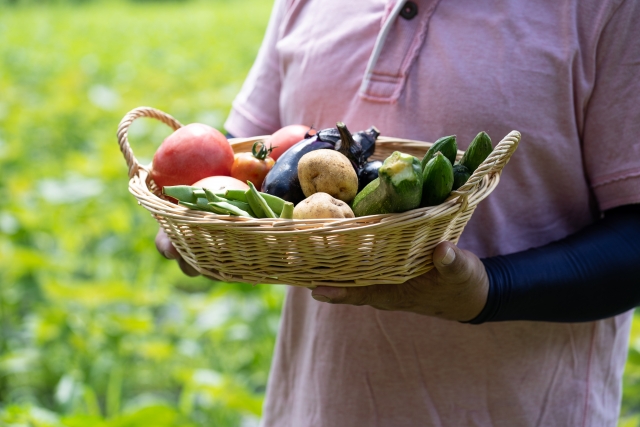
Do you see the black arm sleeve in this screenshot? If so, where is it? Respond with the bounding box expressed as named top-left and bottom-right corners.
top-left (469, 204), bottom-right (640, 323)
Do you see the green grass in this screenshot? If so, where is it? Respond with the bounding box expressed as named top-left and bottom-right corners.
top-left (2, 1), bottom-right (640, 426)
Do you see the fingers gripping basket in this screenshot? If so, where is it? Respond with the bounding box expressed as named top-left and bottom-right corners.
top-left (117, 107), bottom-right (520, 288)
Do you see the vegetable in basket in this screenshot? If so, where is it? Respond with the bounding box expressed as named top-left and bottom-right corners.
top-left (358, 160), bottom-right (383, 192)
top-left (150, 123), bottom-right (235, 190)
top-left (448, 132), bottom-right (494, 191)
top-left (261, 122), bottom-right (379, 204)
top-left (230, 141), bottom-right (276, 188)
top-left (421, 151), bottom-right (454, 207)
top-left (293, 192), bottom-right (355, 219)
top-left (452, 164), bottom-right (471, 191)
top-left (297, 149), bottom-right (359, 203)
top-left (420, 135), bottom-right (457, 170)
top-left (459, 131), bottom-right (493, 173)
top-left (224, 189), bottom-right (286, 216)
top-left (336, 122), bottom-right (382, 188)
top-left (246, 181), bottom-right (278, 218)
top-left (351, 151), bottom-right (423, 217)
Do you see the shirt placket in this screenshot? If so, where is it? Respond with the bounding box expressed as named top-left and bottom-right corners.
top-left (359, 0), bottom-right (442, 103)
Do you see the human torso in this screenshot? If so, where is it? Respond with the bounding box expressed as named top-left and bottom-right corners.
top-left (253, 0), bottom-right (632, 425)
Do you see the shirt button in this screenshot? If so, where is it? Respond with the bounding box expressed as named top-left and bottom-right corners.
top-left (400, 1), bottom-right (418, 20)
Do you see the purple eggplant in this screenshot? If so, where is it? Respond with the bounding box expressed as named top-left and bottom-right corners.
top-left (335, 122), bottom-right (380, 169)
top-left (354, 125), bottom-right (380, 161)
top-left (261, 123), bottom-right (379, 204)
top-left (336, 122), bottom-right (381, 191)
top-left (357, 160), bottom-right (383, 191)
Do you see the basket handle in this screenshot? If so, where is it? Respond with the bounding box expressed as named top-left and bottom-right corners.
top-left (451, 130), bottom-right (521, 198)
top-left (116, 106), bottom-right (183, 179)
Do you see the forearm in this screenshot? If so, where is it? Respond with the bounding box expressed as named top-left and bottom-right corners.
top-left (470, 204), bottom-right (640, 323)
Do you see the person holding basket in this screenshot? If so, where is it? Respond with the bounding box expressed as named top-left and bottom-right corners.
top-left (156, 0), bottom-right (640, 425)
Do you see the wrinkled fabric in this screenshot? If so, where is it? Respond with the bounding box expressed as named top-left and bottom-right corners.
top-left (224, 0), bottom-right (640, 425)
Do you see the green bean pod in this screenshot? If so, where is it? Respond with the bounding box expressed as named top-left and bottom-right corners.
top-left (224, 189), bottom-right (248, 203)
top-left (222, 199), bottom-right (255, 216)
top-left (201, 189), bottom-right (250, 214)
top-left (244, 190), bottom-right (265, 217)
top-left (260, 192), bottom-right (286, 216)
top-left (196, 197), bottom-right (216, 212)
top-left (192, 189), bottom-right (207, 198)
top-left (163, 185), bottom-right (198, 203)
top-left (226, 188), bottom-right (285, 215)
top-left (209, 202), bottom-right (253, 217)
top-left (179, 201), bottom-right (206, 211)
top-left (280, 201), bottom-right (294, 219)
top-left (246, 182), bottom-right (277, 218)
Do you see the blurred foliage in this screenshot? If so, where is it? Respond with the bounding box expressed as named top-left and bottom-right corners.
top-left (1, 1), bottom-right (640, 427)
top-left (622, 318), bottom-right (640, 425)
top-left (0, 1), bottom-right (280, 426)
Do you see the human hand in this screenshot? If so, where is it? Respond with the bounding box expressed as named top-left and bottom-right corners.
top-left (310, 241), bottom-right (489, 322)
top-left (155, 228), bottom-right (201, 277)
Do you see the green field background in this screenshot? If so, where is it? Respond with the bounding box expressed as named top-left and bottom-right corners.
top-left (1, 1), bottom-right (640, 426)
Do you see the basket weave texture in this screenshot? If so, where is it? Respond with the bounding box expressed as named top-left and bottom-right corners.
top-left (117, 107), bottom-right (520, 288)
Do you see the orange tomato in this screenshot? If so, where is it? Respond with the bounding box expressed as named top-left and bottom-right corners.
top-left (230, 141), bottom-right (275, 188)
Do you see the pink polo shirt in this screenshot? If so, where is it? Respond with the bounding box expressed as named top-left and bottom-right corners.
top-left (224, 0), bottom-right (640, 425)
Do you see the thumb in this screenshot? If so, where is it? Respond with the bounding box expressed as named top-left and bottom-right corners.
top-left (432, 241), bottom-right (475, 284)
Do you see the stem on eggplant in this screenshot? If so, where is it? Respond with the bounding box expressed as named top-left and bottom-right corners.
top-left (335, 122), bottom-right (360, 169)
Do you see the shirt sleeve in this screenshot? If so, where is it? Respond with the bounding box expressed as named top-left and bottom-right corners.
top-left (583, 0), bottom-right (640, 211)
top-left (471, 204), bottom-right (640, 324)
top-left (223, 0), bottom-right (289, 138)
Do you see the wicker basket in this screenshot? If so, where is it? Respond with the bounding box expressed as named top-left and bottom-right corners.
top-left (117, 106), bottom-right (520, 288)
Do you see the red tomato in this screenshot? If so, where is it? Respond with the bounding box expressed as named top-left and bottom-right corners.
top-left (192, 176), bottom-right (249, 193)
top-left (230, 141), bottom-right (275, 188)
top-left (264, 124), bottom-right (313, 161)
top-left (151, 123), bottom-right (234, 190)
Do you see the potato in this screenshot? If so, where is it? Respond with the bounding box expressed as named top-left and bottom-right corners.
top-left (298, 149), bottom-right (359, 203)
top-left (293, 192), bottom-right (355, 219)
